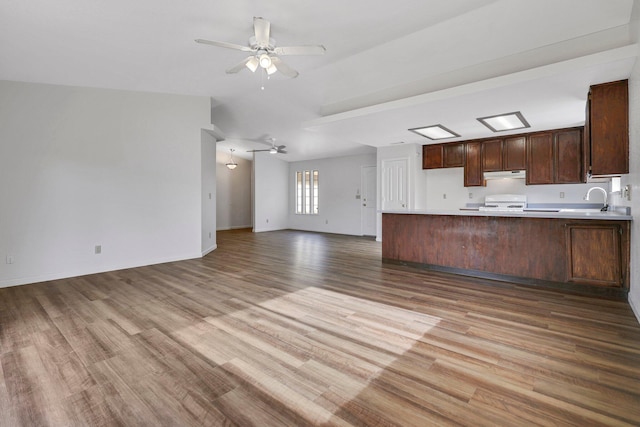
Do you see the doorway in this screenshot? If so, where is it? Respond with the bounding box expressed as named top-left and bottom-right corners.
top-left (361, 166), bottom-right (377, 236)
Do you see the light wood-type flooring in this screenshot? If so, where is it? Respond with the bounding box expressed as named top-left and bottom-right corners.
top-left (1, 229), bottom-right (640, 426)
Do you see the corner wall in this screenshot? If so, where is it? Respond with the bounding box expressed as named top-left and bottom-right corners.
top-left (253, 152), bottom-right (289, 232)
top-left (0, 80), bottom-right (210, 288)
top-left (627, 0), bottom-right (640, 322)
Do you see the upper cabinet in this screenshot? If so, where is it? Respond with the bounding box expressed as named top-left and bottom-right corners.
top-left (444, 143), bottom-right (465, 167)
top-left (555, 129), bottom-right (583, 183)
top-left (481, 139), bottom-right (503, 172)
top-left (585, 79), bottom-right (629, 176)
top-left (464, 141), bottom-right (484, 187)
top-left (526, 127), bottom-right (584, 185)
top-left (422, 142), bottom-right (464, 169)
top-left (526, 132), bottom-right (554, 185)
top-left (503, 136), bottom-right (527, 171)
top-left (423, 144), bottom-right (443, 169)
top-left (481, 137), bottom-right (526, 172)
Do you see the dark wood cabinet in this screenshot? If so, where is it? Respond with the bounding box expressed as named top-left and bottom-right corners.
top-left (527, 128), bottom-right (583, 185)
top-left (555, 129), bottom-right (583, 183)
top-left (464, 141), bottom-right (483, 186)
top-left (382, 214), bottom-right (630, 294)
top-left (422, 144), bottom-right (443, 169)
top-left (443, 143), bottom-right (464, 167)
top-left (482, 139), bottom-right (503, 171)
top-left (527, 132), bottom-right (554, 184)
top-left (423, 143), bottom-right (464, 169)
top-left (503, 136), bottom-right (526, 170)
top-left (586, 80), bottom-right (628, 176)
top-left (566, 223), bottom-right (622, 286)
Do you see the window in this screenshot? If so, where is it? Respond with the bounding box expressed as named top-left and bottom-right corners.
top-left (295, 170), bottom-right (319, 214)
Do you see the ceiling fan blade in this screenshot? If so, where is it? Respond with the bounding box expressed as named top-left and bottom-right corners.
top-left (247, 149), bottom-right (270, 152)
top-left (277, 149), bottom-right (288, 154)
top-left (270, 56), bottom-right (299, 78)
top-left (273, 45), bottom-right (326, 56)
top-left (226, 57), bottom-right (252, 74)
top-left (195, 39), bottom-right (254, 52)
top-left (253, 17), bottom-right (270, 47)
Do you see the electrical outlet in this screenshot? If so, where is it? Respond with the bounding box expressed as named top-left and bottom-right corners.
top-left (266, 219), bottom-right (269, 223)
top-left (443, 193), bottom-right (447, 199)
top-left (6, 255), bottom-right (14, 264)
top-left (560, 192), bottom-right (565, 199)
top-left (209, 232), bottom-right (212, 238)
top-left (325, 219), bottom-right (329, 224)
top-left (623, 185), bottom-right (631, 201)
top-left (95, 245), bottom-right (102, 255)
top-left (469, 193), bottom-right (473, 199)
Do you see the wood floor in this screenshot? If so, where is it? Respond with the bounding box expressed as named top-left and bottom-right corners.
top-left (1, 229), bottom-right (640, 426)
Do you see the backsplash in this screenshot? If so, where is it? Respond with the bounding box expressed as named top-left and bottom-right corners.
top-left (422, 167), bottom-right (618, 210)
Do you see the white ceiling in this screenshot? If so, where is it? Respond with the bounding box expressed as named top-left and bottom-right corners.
top-left (1, 0), bottom-right (638, 161)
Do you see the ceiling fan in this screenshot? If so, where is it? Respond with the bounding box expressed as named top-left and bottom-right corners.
top-left (247, 137), bottom-right (287, 154)
top-left (195, 17), bottom-right (326, 78)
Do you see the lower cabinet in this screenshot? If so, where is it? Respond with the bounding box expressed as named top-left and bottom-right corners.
top-left (566, 223), bottom-right (622, 286)
top-left (382, 214), bottom-right (630, 294)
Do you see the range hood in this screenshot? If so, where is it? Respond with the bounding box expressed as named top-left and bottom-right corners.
top-left (483, 170), bottom-right (526, 180)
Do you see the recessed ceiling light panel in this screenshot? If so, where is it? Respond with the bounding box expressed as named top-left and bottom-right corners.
top-left (409, 124), bottom-right (460, 140)
top-left (477, 111), bottom-right (530, 132)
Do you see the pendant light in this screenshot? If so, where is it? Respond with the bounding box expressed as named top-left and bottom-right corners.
top-left (225, 149), bottom-right (238, 170)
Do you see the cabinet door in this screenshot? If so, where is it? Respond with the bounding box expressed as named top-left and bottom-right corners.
top-left (566, 224), bottom-right (622, 286)
top-left (589, 80), bottom-right (628, 175)
top-left (526, 133), bottom-right (554, 185)
top-left (503, 136), bottom-right (526, 170)
top-left (443, 143), bottom-right (464, 167)
top-left (423, 144), bottom-right (443, 169)
top-left (482, 139), bottom-right (503, 171)
top-left (464, 141), bottom-right (484, 187)
top-left (555, 129), bottom-right (584, 183)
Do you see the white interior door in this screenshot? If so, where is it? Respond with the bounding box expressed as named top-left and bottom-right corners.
top-left (361, 165), bottom-right (377, 236)
top-left (381, 158), bottom-right (408, 211)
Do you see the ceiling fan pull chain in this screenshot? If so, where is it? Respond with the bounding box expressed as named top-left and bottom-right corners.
top-left (261, 67), bottom-right (265, 90)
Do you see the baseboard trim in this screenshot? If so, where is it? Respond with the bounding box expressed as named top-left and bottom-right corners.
top-left (201, 244), bottom-right (217, 257)
top-left (0, 252), bottom-right (203, 289)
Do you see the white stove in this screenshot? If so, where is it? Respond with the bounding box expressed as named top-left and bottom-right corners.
top-left (478, 194), bottom-right (527, 212)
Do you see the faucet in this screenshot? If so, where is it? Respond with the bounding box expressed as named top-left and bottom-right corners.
top-left (584, 186), bottom-right (608, 211)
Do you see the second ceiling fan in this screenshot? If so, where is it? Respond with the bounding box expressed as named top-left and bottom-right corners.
top-left (247, 137), bottom-right (287, 154)
top-left (196, 17), bottom-right (326, 78)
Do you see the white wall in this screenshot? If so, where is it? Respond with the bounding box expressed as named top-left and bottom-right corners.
top-left (0, 80), bottom-right (210, 288)
top-left (288, 153), bottom-right (376, 236)
top-left (216, 152), bottom-right (252, 230)
top-left (253, 152), bottom-right (289, 232)
top-left (201, 132), bottom-right (217, 255)
top-left (626, 0), bottom-right (640, 323)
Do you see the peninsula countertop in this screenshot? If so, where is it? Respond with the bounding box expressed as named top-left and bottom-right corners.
top-left (380, 208), bottom-right (632, 221)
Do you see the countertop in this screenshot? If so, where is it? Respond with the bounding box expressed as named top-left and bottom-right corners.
top-left (380, 208), bottom-right (632, 221)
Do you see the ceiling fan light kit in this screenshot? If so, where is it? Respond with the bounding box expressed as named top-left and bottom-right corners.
top-left (196, 17), bottom-right (325, 80)
top-left (246, 137), bottom-right (287, 155)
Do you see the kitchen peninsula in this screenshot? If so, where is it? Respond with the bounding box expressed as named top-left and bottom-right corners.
top-left (382, 209), bottom-right (632, 298)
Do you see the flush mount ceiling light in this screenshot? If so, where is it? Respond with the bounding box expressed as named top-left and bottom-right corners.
top-left (477, 111), bottom-right (530, 132)
top-left (409, 124), bottom-right (460, 140)
top-left (225, 149), bottom-right (238, 170)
